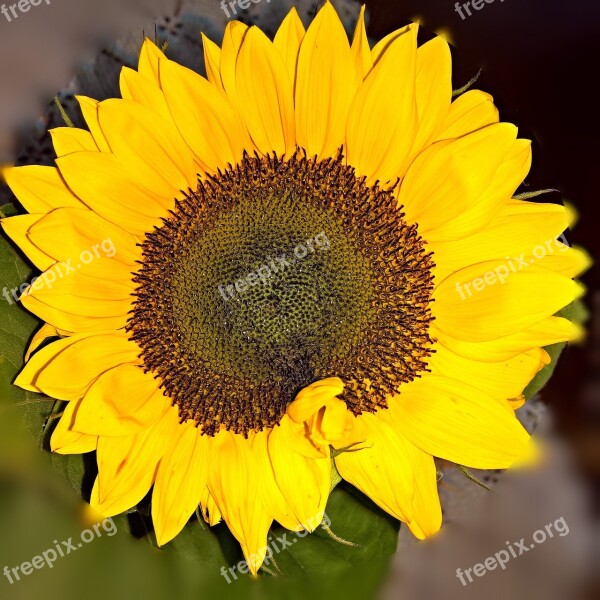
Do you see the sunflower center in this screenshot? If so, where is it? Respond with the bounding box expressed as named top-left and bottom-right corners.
top-left (128, 153), bottom-right (435, 435)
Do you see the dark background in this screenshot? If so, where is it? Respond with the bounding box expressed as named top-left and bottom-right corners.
top-left (366, 0), bottom-right (600, 507)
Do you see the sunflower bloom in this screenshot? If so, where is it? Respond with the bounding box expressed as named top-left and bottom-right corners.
top-left (1, 2), bottom-right (588, 575)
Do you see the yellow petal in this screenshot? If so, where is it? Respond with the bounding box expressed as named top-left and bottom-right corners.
top-left (267, 415), bottom-right (331, 528)
top-left (21, 262), bottom-right (133, 323)
top-left (370, 25), bottom-right (410, 66)
top-left (208, 431), bottom-right (272, 575)
top-left (350, 5), bottom-right (372, 80)
top-left (427, 345), bottom-right (549, 399)
top-left (201, 33), bottom-right (224, 93)
top-left (345, 24), bottom-right (418, 184)
top-left (137, 37), bottom-right (164, 84)
top-left (119, 66), bottom-right (172, 122)
top-left (15, 332), bottom-right (140, 400)
top-left (96, 99), bottom-right (197, 192)
top-left (391, 376), bottom-right (537, 469)
top-left (434, 262), bottom-right (584, 342)
top-left (437, 89), bottom-right (499, 140)
top-left (273, 7), bottom-right (305, 84)
top-left (76, 96), bottom-right (111, 152)
top-left (536, 245), bottom-right (592, 279)
top-left (199, 487), bottom-right (222, 526)
top-left (73, 365), bottom-right (168, 436)
top-left (236, 26), bottom-right (296, 157)
top-left (20, 291), bottom-right (128, 334)
top-left (25, 323), bottom-right (60, 362)
top-left (411, 36), bottom-right (452, 154)
top-left (2, 165), bottom-right (83, 213)
top-left (27, 207), bottom-right (141, 270)
top-left (93, 407), bottom-right (180, 516)
top-left (399, 123), bottom-right (520, 240)
top-left (152, 421), bottom-right (209, 545)
top-left (403, 442), bottom-right (442, 539)
top-left (287, 377), bottom-right (345, 423)
top-left (249, 430), bottom-right (303, 530)
top-left (1, 214), bottom-right (55, 271)
top-left (335, 412), bottom-right (415, 522)
top-left (433, 316), bottom-right (583, 363)
top-left (159, 56), bottom-right (249, 171)
top-left (220, 21), bottom-right (249, 100)
top-left (295, 1), bottom-right (359, 158)
top-left (429, 201), bottom-right (570, 282)
top-left (50, 398), bottom-right (98, 454)
top-left (56, 152), bottom-right (171, 235)
top-left (50, 127), bottom-right (98, 156)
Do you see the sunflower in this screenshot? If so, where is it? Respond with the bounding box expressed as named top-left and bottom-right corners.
top-left (1, 2), bottom-right (588, 575)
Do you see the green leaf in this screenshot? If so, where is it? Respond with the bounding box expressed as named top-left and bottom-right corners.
top-left (523, 299), bottom-right (588, 399)
top-left (0, 202), bottom-right (19, 218)
top-left (263, 483), bottom-right (398, 579)
top-left (0, 232), bottom-right (92, 496)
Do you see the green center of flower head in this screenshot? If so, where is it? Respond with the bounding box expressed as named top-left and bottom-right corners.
top-left (128, 153), bottom-right (436, 436)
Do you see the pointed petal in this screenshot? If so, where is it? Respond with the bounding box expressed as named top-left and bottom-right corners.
top-left (220, 21), bottom-right (249, 100)
top-left (119, 66), bottom-right (172, 122)
top-left (93, 407), bottom-right (179, 516)
top-left (96, 99), bottom-right (197, 191)
top-left (201, 33), bottom-right (224, 92)
top-left (391, 376), bottom-right (538, 469)
top-left (137, 38), bottom-right (164, 84)
top-left (400, 124), bottom-right (522, 240)
top-left (345, 24), bottom-right (418, 184)
top-left (56, 152), bottom-right (171, 235)
top-left (73, 365), bottom-right (168, 436)
top-left (25, 323), bottom-right (60, 362)
top-left (51, 398), bottom-right (98, 454)
top-left (273, 7), bottom-right (305, 84)
top-left (432, 316), bottom-right (583, 363)
top-left (295, 1), bottom-right (359, 158)
top-left (76, 96), bottom-right (111, 152)
top-left (428, 345), bottom-right (549, 399)
top-left (236, 26), bottom-right (296, 156)
top-left (1, 214), bottom-right (55, 271)
top-left (15, 332), bottom-right (140, 400)
top-left (152, 421), bottom-right (209, 545)
top-left (438, 89), bottom-right (499, 140)
top-left (267, 415), bottom-right (331, 528)
top-left (335, 411), bottom-right (415, 522)
top-left (350, 5), bottom-right (372, 80)
top-left (159, 58), bottom-right (250, 172)
top-left (208, 431), bottom-right (272, 575)
top-left (2, 165), bottom-right (83, 213)
top-left (412, 36), bottom-right (452, 153)
top-left (50, 127), bottom-right (98, 156)
top-left (27, 207), bottom-right (140, 269)
top-left (250, 430), bottom-right (302, 530)
top-left (434, 262), bottom-right (584, 342)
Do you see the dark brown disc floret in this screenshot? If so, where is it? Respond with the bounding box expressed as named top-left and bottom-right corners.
top-left (127, 152), bottom-right (435, 436)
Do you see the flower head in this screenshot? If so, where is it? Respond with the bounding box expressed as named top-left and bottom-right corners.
top-left (2, 2), bottom-right (587, 575)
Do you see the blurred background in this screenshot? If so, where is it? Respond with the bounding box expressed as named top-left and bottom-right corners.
top-left (0, 0), bottom-right (597, 598)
